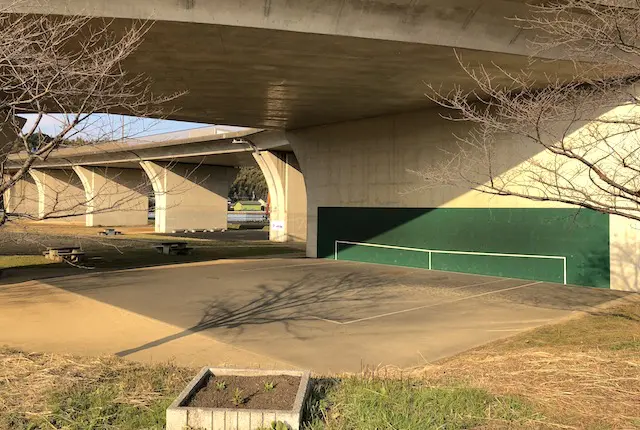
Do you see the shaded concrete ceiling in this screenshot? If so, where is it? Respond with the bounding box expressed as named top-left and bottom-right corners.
top-left (5, 0), bottom-right (582, 129)
top-left (127, 20), bottom-right (578, 129)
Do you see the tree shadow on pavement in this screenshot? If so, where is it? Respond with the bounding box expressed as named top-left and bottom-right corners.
top-left (115, 271), bottom-right (396, 357)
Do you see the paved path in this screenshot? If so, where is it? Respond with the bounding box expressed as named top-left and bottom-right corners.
top-left (0, 258), bottom-right (629, 373)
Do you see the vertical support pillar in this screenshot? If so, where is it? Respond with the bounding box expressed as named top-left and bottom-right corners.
top-left (253, 151), bottom-right (307, 242)
top-left (1, 117), bottom-right (29, 219)
top-left (610, 214), bottom-right (640, 291)
top-left (3, 175), bottom-right (40, 219)
top-left (73, 166), bottom-right (150, 227)
top-left (29, 169), bottom-right (86, 222)
top-left (140, 161), bottom-right (236, 233)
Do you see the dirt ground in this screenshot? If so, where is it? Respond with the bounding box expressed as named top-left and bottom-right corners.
top-left (185, 374), bottom-right (301, 410)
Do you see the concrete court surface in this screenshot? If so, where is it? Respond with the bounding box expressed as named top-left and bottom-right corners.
top-left (0, 258), bottom-right (630, 373)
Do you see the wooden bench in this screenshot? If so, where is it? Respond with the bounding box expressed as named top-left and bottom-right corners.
top-left (43, 246), bottom-right (86, 263)
top-left (153, 242), bottom-right (194, 256)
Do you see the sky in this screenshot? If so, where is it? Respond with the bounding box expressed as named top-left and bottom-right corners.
top-left (19, 113), bottom-right (220, 141)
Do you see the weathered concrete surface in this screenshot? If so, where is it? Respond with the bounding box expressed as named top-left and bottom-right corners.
top-left (8, 0), bottom-right (548, 57)
top-left (73, 166), bottom-right (150, 227)
top-left (0, 258), bottom-right (628, 373)
top-left (3, 1), bottom-right (581, 128)
top-left (288, 108), bottom-right (545, 259)
top-left (0, 270), bottom-right (295, 369)
top-left (253, 150), bottom-right (307, 242)
top-left (3, 176), bottom-right (39, 218)
top-left (141, 161), bottom-right (237, 233)
top-left (287, 105), bottom-right (640, 292)
top-left (28, 169), bottom-right (86, 222)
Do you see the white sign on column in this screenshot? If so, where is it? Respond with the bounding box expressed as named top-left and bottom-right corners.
top-left (270, 220), bottom-right (285, 231)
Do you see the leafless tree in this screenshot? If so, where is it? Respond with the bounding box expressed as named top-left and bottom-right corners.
top-left (419, 1), bottom-right (640, 222)
top-left (0, 10), bottom-right (180, 226)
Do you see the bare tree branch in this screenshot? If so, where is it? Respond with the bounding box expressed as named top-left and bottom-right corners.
top-left (418, 1), bottom-right (640, 222)
top-left (0, 8), bottom-right (184, 226)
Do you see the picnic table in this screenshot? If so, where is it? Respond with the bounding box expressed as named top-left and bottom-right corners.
top-left (153, 241), bottom-right (194, 256)
top-left (43, 246), bottom-right (86, 263)
top-left (97, 228), bottom-right (122, 236)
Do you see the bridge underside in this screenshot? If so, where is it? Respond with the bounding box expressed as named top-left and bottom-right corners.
top-left (6, 0), bottom-right (580, 129)
top-left (109, 18), bottom-right (576, 129)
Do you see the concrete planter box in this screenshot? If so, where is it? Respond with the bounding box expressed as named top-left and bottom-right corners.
top-left (166, 367), bottom-right (311, 430)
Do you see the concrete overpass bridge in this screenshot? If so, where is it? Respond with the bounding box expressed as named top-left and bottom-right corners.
top-left (5, 0), bottom-right (575, 129)
top-left (5, 127), bottom-right (307, 242)
top-left (3, 1), bottom-right (638, 291)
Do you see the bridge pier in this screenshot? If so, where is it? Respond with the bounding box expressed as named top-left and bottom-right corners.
top-left (28, 169), bottom-right (86, 222)
top-left (3, 175), bottom-right (39, 219)
top-left (253, 151), bottom-right (307, 242)
top-left (140, 161), bottom-right (236, 233)
top-left (73, 166), bottom-right (150, 227)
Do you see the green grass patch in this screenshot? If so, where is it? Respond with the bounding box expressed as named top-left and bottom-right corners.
top-left (0, 245), bottom-right (301, 284)
top-left (495, 301), bottom-right (640, 351)
top-left (0, 255), bottom-right (55, 269)
top-left (44, 384), bottom-right (170, 430)
top-left (609, 339), bottom-right (640, 351)
top-left (0, 350), bottom-right (191, 430)
top-left (304, 378), bottom-right (540, 430)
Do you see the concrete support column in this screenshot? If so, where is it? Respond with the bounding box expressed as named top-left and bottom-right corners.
top-left (28, 169), bottom-right (86, 222)
top-left (3, 175), bottom-right (40, 219)
top-left (72, 166), bottom-right (150, 227)
top-left (1, 118), bottom-right (31, 218)
top-left (140, 161), bottom-right (236, 233)
top-left (253, 151), bottom-right (307, 242)
top-left (609, 215), bottom-right (640, 292)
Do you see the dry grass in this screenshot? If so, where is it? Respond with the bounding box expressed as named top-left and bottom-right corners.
top-left (417, 350), bottom-right (639, 429)
top-left (392, 297), bottom-right (640, 429)
top-left (0, 348), bottom-right (192, 428)
top-left (0, 255), bottom-right (54, 269)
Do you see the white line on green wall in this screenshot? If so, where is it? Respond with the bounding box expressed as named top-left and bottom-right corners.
top-left (334, 240), bottom-right (568, 285)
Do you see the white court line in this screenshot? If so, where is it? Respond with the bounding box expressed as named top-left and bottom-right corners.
top-left (315, 281), bottom-right (542, 325)
top-left (310, 277), bottom-right (513, 324)
top-left (335, 240), bottom-right (568, 285)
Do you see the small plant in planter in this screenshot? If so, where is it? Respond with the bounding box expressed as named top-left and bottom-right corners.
top-left (262, 421), bottom-right (290, 430)
top-left (264, 381), bottom-right (275, 392)
top-left (231, 388), bottom-right (245, 407)
top-left (166, 367), bottom-right (311, 430)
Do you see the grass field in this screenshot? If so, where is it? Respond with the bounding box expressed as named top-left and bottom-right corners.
top-left (1, 299), bottom-right (638, 430)
top-left (0, 255), bottom-right (54, 269)
top-left (0, 222), bottom-right (301, 283)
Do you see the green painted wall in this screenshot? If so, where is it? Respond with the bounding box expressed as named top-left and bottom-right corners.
top-left (317, 207), bottom-right (610, 288)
